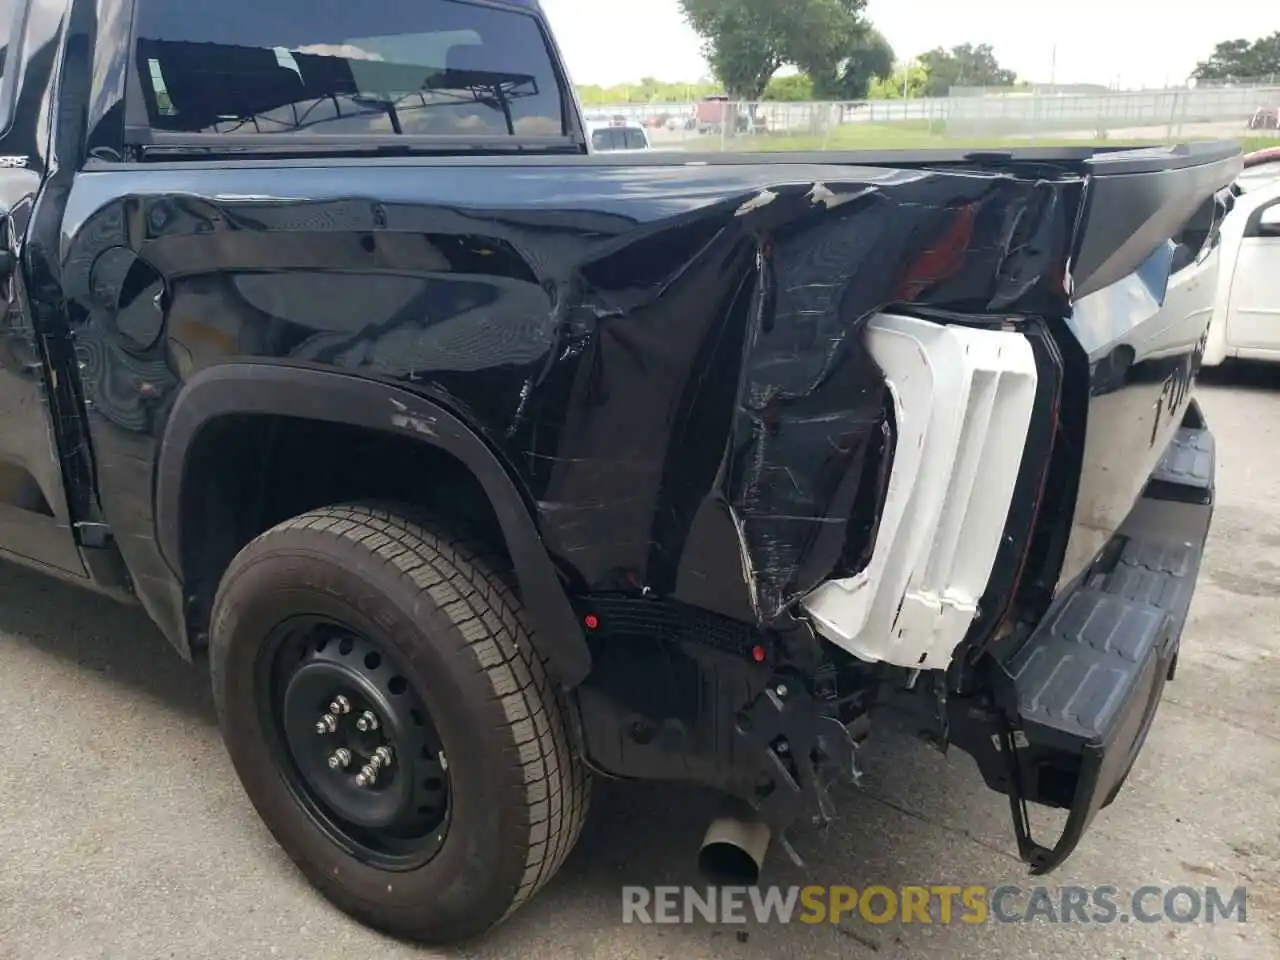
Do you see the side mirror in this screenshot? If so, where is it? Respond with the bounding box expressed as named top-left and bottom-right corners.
top-left (1261, 205), bottom-right (1280, 234)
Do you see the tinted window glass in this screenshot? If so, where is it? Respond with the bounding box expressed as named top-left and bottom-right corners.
top-left (133, 0), bottom-right (565, 137)
top-left (623, 128), bottom-right (646, 150)
top-left (0, 0), bottom-right (15, 122)
top-left (590, 128), bottom-right (618, 151)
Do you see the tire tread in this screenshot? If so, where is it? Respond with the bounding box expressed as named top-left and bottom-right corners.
top-left (220, 501), bottom-right (589, 934)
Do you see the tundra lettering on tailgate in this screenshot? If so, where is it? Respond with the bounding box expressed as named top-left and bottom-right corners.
top-left (1149, 332), bottom-right (1207, 448)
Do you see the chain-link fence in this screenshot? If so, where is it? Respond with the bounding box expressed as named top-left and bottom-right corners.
top-left (945, 81), bottom-right (1280, 139)
top-left (582, 79), bottom-right (1280, 151)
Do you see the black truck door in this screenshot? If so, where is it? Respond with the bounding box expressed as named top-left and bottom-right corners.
top-left (0, 3), bottom-right (87, 578)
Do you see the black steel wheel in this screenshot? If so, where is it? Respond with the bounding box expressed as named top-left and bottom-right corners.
top-left (261, 616), bottom-right (451, 869)
top-left (209, 503), bottom-right (590, 945)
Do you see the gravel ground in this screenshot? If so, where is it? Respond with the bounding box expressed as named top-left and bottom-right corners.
top-left (1, 367), bottom-right (1278, 960)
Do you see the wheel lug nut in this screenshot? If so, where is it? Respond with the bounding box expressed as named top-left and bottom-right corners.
top-left (355, 710), bottom-right (380, 732)
top-left (315, 713), bottom-right (338, 735)
top-left (374, 745), bottom-right (393, 768)
top-left (355, 763), bottom-right (378, 787)
top-left (438, 750), bottom-right (448, 771)
top-left (328, 748), bottom-right (352, 770)
top-left (329, 695), bottom-right (351, 715)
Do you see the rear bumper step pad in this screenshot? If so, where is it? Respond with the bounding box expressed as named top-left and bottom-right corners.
top-left (1147, 426), bottom-right (1214, 503)
top-left (952, 416), bottom-right (1213, 873)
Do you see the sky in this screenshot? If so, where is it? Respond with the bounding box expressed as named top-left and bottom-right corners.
top-left (539, 0), bottom-right (1277, 90)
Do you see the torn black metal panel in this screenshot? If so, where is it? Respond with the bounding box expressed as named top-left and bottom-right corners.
top-left (531, 205), bottom-right (754, 593)
top-left (59, 159), bottom-right (1085, 636)
top-left (723, 175), bottom-right (1078, 622)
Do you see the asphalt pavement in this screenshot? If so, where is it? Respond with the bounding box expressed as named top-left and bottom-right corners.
top-left (1, 367), bottom-right (1279, 960)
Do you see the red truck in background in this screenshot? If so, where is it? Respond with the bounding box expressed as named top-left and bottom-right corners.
top-left (693, 94), bottom-right (767, 134)
top-left (694, 94), bottom-right (732, 133)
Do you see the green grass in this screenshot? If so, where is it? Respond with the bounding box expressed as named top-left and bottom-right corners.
top-left (708, 122), bottom-right (1280, 154)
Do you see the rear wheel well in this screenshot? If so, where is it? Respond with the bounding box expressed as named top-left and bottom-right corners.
top-left (179, 414), bottom-right (507, 651)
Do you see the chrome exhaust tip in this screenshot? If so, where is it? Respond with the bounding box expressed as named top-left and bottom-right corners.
top-left (697, 802), bottom-right (771, 886)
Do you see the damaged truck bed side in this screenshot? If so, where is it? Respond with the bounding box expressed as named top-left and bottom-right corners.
top-left (0, 0), bottom-right (1239, 944)
top-left (522, 143), bottom-right (1235, 877)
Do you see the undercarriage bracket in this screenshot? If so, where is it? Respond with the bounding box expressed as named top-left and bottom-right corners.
top-left (735, 679), bottom-right (862, 836)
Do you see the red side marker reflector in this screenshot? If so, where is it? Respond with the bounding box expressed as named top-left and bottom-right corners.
top-left (584, 614), bottom-right (600, 631)
top-left (751, 645), bottom-right (766, 663)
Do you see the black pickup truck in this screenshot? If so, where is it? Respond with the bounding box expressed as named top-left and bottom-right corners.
top-left (0, 0), bottom-right (1240, 945)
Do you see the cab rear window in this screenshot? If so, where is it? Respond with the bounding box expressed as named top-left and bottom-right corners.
top-left (0, 0), bottom-right (23, 132)
top-left (132, 0), bottom-right (566, 138)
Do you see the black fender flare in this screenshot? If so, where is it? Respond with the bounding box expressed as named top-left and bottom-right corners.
top-left (154, 362), bottom-right (591, 689)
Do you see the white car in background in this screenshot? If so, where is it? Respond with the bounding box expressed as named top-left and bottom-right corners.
top-left (585, 119), bottom-right (651, 153)
top-left (1203, 147), bottom-right (1280, 366)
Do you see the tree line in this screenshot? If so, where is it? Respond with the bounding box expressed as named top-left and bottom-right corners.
top-left (577, 41), bottom-right (1012, 105)
top-left (1193, 33), bottom-right (1280, 82)
top-left (675, 0), bottom-right (1014, 100)
top-left (578, 1), bottom-right (1280, 105)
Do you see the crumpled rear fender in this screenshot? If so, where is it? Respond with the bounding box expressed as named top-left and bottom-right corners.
top-left (537, 170), bottom-right (1078, 627)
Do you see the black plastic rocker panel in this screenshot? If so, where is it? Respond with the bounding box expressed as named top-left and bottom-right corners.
top-left (569, 595), bottom-right (775, 787)
top-left (568, 595), bottom-right (859, 832)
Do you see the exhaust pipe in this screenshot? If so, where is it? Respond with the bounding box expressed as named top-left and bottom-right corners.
top-left (697, 800), bottom-right (771, 886)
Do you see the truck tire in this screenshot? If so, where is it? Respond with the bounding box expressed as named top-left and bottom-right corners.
top-left (208, 503), bottom-right (590, 944)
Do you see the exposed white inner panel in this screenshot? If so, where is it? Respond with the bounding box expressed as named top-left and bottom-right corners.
top-left (801, 312), bottom-right (1038, 670)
